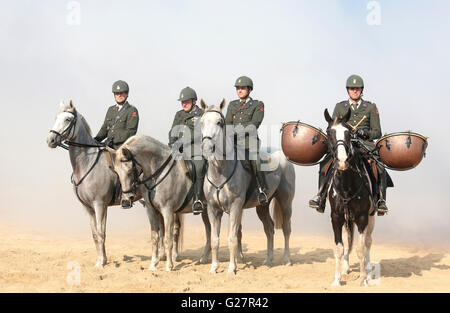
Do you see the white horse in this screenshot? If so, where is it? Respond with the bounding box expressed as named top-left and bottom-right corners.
top-left (46, 100), bottom-right (183, 268)
top-left (200, 99), bottom-right (296, 274)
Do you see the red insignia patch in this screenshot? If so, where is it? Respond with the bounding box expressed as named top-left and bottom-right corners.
top-left (376, 109), bottom-right (379, 114)
top-left (132, 111), bottom-right (137, 117)
top-left (260, 107), bottom-right (264, 111)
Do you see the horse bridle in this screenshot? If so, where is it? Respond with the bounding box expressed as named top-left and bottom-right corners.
top-left (120, 151), bottom-right (175, 194)
top-left (50, 110), bottom-right (78, 150)
top-left (201, 109), bottom-right (226, 144)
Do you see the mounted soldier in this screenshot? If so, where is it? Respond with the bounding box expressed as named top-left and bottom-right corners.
top-left (94, 80), bottom-right (139, 149)
top-left (168, 87), bottom-right (206, 215)
top-left (225, 76), bottom-right (268, 205)
top-left (309, 74), bottom-right (391, 215)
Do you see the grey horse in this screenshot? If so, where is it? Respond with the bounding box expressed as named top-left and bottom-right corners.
top-left (110, 135), bottom-right (217, 271)
top-left (46, 100), bottom-right (183, 268)
top-left (200, 99), bottom-right (296, 274)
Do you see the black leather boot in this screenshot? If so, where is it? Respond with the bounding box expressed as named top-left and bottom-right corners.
top-left (252, 160), bottom-right (268, 205)
top-left (376, 171), bottom-right (389, 216)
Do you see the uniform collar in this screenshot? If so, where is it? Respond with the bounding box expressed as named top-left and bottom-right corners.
top-left (349, 99), bottom-right (362, 110)
top-left (239, 97), bottom-right (252, 104)
top-left (116, 101), bottom-right (129, 110)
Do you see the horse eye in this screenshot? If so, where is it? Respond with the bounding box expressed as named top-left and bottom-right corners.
top-left (66, 118), bottom-right (72, 122)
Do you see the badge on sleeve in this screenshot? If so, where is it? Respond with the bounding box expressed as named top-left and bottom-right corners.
top-left (132, 111), bottom-right (137, 117)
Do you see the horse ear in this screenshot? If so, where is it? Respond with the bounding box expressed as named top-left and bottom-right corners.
top-left (69, 99), bottom-right (74, 108)
top-left (342, 108), bottom-right (351, 124)
top-left (219, 98), bottom-right (226, 111)
top-left (200, 99), bottom-right (206, 110)
top-left (324, 109), bottom-right (333, 124)
top-left (122, 147), bottom-right (132, 160)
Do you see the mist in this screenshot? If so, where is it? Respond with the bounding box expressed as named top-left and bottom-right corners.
top-left (1, 0), bottom-right (449, 248)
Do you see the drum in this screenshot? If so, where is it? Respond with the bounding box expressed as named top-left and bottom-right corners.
top-left (376, 132), bottom-right (428, 170)
top-left (281, 121), bottom-right (328, 166)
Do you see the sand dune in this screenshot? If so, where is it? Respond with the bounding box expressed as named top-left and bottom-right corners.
top-left (1, 224), bottom-right (449, 293)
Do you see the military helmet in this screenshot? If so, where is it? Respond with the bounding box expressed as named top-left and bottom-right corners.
top-left (112, 80), bottom-right (129, 93)
top-left (346, 75), bottom-right (364, 88)
top-left (178, 86), bottom-right (197, 101)
top-left (234, 76), bottom-right (253, 90)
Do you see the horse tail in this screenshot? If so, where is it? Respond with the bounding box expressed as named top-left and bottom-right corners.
top-left (272, 198), bottom-right (283, 230)
top-left (176, 213), bottom-right (185, 253)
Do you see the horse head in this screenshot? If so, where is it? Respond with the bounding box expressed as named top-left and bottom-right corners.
top-left (110, 145), bottom-right (139, 208)
top-left (47, 100), bottom-right (79, 148)
top-left (324, 108), bottom-right (353, 171)
top-left (200, 98), bottom-right (227, 160)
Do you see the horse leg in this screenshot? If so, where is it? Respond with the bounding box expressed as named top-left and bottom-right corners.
top-left (341, 222), bottom-right (353, 275)
top-left (145, 203), bottom-right (161, 271)
top-left (161, 208), bottom-right (174, 272)
top-left (331, 212), bottom-right (345, 286)
top-left (237, 223), bottom-right (244, 264)
top-left (228, 206), bottom-right (243, 275)
top-left (365, 215), bottom-right (375, 275)
top-left (208, 206), bottom-right (222, 274)
top-left (200, 209), bottom-right (211, 264)
top-left (90, 202), bottom-right (107, 268)
top-left (276, 196), bottom-right (293, 266)
top-left (356, 217), bottom-right (369, 286)
top-left (157, 211), bottom-right (166, 261)
top-left (256, 204), bottom-right (274, 266)
top-left (172, 213), bottom-right (181, 263)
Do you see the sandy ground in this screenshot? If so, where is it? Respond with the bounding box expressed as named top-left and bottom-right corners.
top-left (1, 224), bottom-right (449, 293)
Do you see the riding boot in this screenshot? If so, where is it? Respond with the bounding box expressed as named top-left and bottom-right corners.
top-left (376, 169), bottom-right (389, 216)
top-left (309, 156), bottom-right (331, 213)
top-left (192, 159), bottom-right (206, 215)
top-left (251, 160), bottom-right (268, 205)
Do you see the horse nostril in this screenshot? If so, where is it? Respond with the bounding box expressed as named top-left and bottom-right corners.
top-left (129, 195), bottom-right (135, 202)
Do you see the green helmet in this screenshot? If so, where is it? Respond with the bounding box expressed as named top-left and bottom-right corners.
top-left (112, 80), bottom-right (129, 93)
top-left (178, 86), bottom-right (197, 101)
top-left (234, 76), bottom-right (253, 90)
top-left (346, 75), bottom-right (364, 88)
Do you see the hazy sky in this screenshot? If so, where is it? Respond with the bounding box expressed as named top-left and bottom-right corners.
top-left (1, 1), bottom-right (449, 247)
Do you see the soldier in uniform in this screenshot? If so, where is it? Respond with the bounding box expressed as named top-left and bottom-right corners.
top-left (309, 74), bottom-right (390, 215)
top-left (94, 80), bottom-right (139, 149)
top-left (225, 76), bottom-right (268, 205)
top-left (168, 87), bottom-right (206, 215)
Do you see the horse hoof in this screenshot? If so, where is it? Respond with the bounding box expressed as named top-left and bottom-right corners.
top-left (228, 269), bottom-right (237, 275)
top-left (94, 261), bottom-right (105, 269)
top-left (331, 280), bottom-right (341, 287)
top-left (263, 259), bottom-right (273, 267)
top-left (199, 257), bottom-right (208, 264)
top-left (360, 279), bottom-right (369, 287)
top-left (149, 264), bottom-right (157, 271)
top-left (209, 265), bottom-right (218, 274)
top-left (283, 257), bottom-right (292, 266)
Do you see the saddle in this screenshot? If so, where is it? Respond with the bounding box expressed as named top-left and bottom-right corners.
top-left (240, 150), bottom-right (279, 173)
top-left (180, 158), bottom-right (196, 182)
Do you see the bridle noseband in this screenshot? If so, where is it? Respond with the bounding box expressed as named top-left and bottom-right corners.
top-left (50, 110), bottom-right (78, 150)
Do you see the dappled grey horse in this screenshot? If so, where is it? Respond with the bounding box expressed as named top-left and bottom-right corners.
top-left (46, 101), bottom-right (182, 268)
top-left (110, 135), bottom-right (218, 271)
top-left (200, 99), bottom-right (296, 274)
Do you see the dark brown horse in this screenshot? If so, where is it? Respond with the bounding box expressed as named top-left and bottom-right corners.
top-left (324, 109), bottom-right (376, 286)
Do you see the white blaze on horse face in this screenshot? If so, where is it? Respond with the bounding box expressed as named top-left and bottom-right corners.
top-left (201, 111), bottom-right (223, 158)
top-left (332, 124), bottom-right (348, 170)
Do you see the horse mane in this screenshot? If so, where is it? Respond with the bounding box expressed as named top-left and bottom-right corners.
top-left (124, 135), bottom-right (169, 155)
top-left (80, 115), bottom-right (92, 135)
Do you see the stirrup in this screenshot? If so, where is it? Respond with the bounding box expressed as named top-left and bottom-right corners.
top-left (309, 197), bottom-right (325, 213)
top-left (258, 188), bottom-right (268, 205)
top-left (376, 199), bottom-right (388, 216)
top-left (192, 199), bottom-right (204, 215)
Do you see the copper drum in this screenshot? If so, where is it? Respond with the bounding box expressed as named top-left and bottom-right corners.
top-left (376, 132), bottom-right (428, 171)
top-left (281, 121), bottom-right (328, 166)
